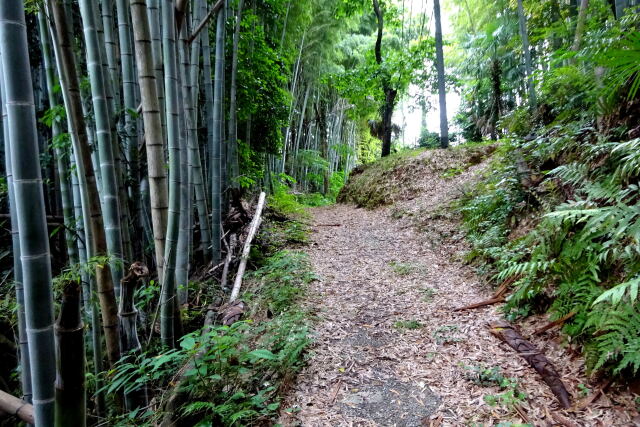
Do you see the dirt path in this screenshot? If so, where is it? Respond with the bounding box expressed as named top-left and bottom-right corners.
top-left (279, 151), bottom-right (638, 426)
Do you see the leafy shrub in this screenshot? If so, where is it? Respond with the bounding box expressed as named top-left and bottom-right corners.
top-left (105, 249), bottom-right (313, 426)
top-left (418, 129), bottom-right (440, 149)
top-left (461, 127), bottom-right (640, 375)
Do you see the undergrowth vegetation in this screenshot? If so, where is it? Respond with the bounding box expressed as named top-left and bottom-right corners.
top-left (460, 124), bottom-right (640, 376)
top-left (104, 211), bottom-right (315, 426)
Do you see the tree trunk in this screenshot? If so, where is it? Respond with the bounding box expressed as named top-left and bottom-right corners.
top-left (434, 0), bottom-right (449, 148)
top-left (517, 0), bottom-right (537, 109)
top-left (0, 3), bottom-right (56, 424)
top-left (381, 87), bottom-right (397, 157)
top-left (572, 0), bottom-right (589, 53)
top-left (372, 0), bottom-right (398, 157)
top-left (615, 0), bottom-right (629, 18)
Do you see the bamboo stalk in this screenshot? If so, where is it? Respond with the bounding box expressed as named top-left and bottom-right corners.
top-left (176, 19), bottom-right (191, 306)
top-left (78, 0), bottom-right (126, 295)
top-left (0, 51), bottom-right (31, 405)
top-left (0, 3), bottom-right (56, 423)
top-left (210, 1), bottom-right (226, 264)
top-left (0, 390), bottom-right (34, 425)
top-left (130, 0), bottom-right (170, 284)
top-left (160, 0), bottom-right (183, 348)
top-left (119, 262), bottom-right (149, 409)
top-left (54, 279), bottom-right (86, 427)
top-left (48, 0), bottom-right (122, 367)
top-left (38, 11), bottom-right (78, 265)
top-left (116, 0), bottom-right (143, 260)
top-left (227, 0), bottom-right (245, 186)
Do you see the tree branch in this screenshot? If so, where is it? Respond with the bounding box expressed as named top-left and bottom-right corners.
top-left (188, 0), bottom-right (224, 43)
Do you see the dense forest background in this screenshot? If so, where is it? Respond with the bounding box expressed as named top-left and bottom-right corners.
top-left (1, 0), bottom-right (640, 425)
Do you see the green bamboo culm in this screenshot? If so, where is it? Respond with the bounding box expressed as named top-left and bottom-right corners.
top-left (78, 0), bottom-right (126, 294)
top-left (54, 278), bottom-right (86, 427)
top-left (116, 0), bottom-right (143, 260)
top-left (0, 51), bottom-right (31, 405)
top-left (176, 20), bottom-right (191, 305)
top-left (192, 0), bottom-right (211, 258)
top-left (211, 1), bottom-right (226, 265)
top-left (161, 0), bottom-right (182, 348)
top-left (129, 0), bottom-right (170, 284)
top-left (0, 2), bottom-right (56, 424)
top-left (48, 0), bottom-right (122, 369)
top-left (38, 11), bottom-right (78, 265)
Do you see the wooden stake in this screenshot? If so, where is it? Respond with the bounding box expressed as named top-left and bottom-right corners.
top-left (230, 192), bottom-right (266, 302)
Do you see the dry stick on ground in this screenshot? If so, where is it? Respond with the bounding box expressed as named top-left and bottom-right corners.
top-left (0, 390), bottom-right (34, 424)
top-left (488, 321), bottom-right (572, 408)
top-left (533, 311), bottom-right (577, 336)
top-left (575, 379), bottom-right (612, 410)
top-left (221, 233), bottom-right (237, 290)
top-left (454, 277), bottom-right (515, 311)
top-left (229, 192), bottom-right (267, 302)
top-left (453, 296), bottom-right (505, 311)
top-left (551, 411), bottom-right (580, 427)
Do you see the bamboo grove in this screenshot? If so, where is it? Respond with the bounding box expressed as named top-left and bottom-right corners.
top-left (0, 0), bottom-right (448, 425)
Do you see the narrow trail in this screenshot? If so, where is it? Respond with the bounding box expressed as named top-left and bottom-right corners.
top-left (280, 150), bottom-right (637, 427)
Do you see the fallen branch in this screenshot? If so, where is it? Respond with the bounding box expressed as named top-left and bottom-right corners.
top-left (488, 321), bottom-right (572, 408)
top-left (0, 390), bottom-right (34, 424)
top-left (514, 403), bottom-right (532, 424)
top-left (314, 223), bottom-right (342, 227)
top-left (575, 379), bottom-right (612, 410)
top-left (453, 278), bottom-right (514, 311)
top-left (454, 297), bottom-right (504, 312)
top-left (221, 234), bottom-right (237, 290)
top-left (550, 411), bottom-right (579, 427)
top-left (229, 192), bottom-right (266, 302)
top-left (533, 311), bottom-right (576, 336)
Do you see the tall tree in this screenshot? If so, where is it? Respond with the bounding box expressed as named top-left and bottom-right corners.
top-left (434, 0), bottom-right (449, 148)
top-left (372, 0), bottom-right (398, 157)
top-left (0, 3), bottom-right (56, 424)
top-left (572, 0), bottom-right (590, 53)
top-left (517, 0), bottom-right (537, 109)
